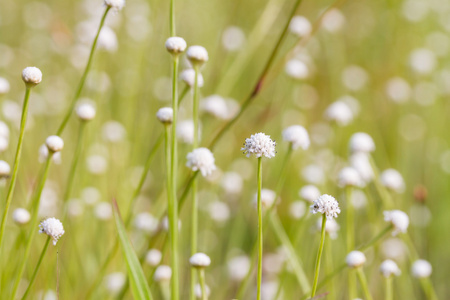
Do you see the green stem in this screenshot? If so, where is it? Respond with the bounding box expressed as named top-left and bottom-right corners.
top-left (169, 0), bottom-right (175, 36)
top-left (56, 7), bottom-right (110, 135)
top-left (311, 215), bottom-right (327, 298)
top-left (356, 268), bottom-right (373, 300)
top-left (21, 237), bottom-right (51, 300)
top-left (198, 269), bottom-right (207, 300)
top-left (256, 157), bottom-right (263, 300)
top-left (345, 187), bottom-right (356, 299)
top-left (385, 276), bottom-right (393, 300)
top-left (421, 278), bottom-right (438, 300)
top-left (10, 156), bottom-right (53, 300)
top-left (0, 87), bottom-right (31, 251)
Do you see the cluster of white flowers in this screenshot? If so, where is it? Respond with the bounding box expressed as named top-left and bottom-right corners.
top-left (384, 210), bottom-right (409, 236)
top-left (39, 217), bottom-right (65, 245)
top-left (310, 194), bottom-right (341, 220)
top-left (186, 148), bottom-right (216, 177)
top-left (241, 133), bottom-right (276, 158)
top-left (104, 0), bottom-right (125, 11)
top-left (282, 125), bottom-right (310, 150)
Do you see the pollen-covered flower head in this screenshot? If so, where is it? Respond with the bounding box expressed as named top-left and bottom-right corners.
top-left (186, 45), bottom-right (208, 65)
top-left (156, 107), bottom-right (173, 124)
top-left (22, 67), bottom-right (42, 87)
top-left (310, 194), bottom-right (341, 220)
top-left (384, 210), bottom-right (409, 236)
top-left (154, 265), bottom-right (172, 282)
top-left (282, 125), bottom-right (310, 150)
top-left (380, 259), bottom-right (401, 278)
top-left (241, 132), bottom-right (276, 158)
top-left (186, 147), bottom-right (216, 177)
top-left (165, 37), bottom-right (187, 55)
top-left (349, 132), bottom-right (375, 154)
top-left (76, 102), bottom-right (96, 121)
top-left (104, 0), bottom-right (125, 11)
top-left (45, 135), bottom-right (64, 153)
top-left (39, 217), bottom-right (65, 245)
top-left (189, 252), bottom-right (211, 268)
top-left (346, 250), bottom-right (366, 268)
top-left (411, 259), bottom-right (432, 278)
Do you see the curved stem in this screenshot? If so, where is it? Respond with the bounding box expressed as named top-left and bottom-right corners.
top-left (256, 157), bottom-right (263, 300)
top-left (356, 268), bottom-right (373, 300)
top-left (311, 215), bottom-right (327, 298)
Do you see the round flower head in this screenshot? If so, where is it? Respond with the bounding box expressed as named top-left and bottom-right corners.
top-left (180, 69), bottom-right (204, 87)
top-left (289, 16), bottom-right (312, 37)
top-left (310, 194), bottom-right (341, 220)
top-left (384, 210), bottom-right (409, 236)
top-left (380, 259), bottom-right (401, 278)
top-left (133, 212), bottom-right (158, 234)
top-left (228, 255), bottom-right (250, 281)
top-left (316, 217), bottom-right (340, 239)
top-left (349, 132), bottom-right (375, 154)
top-left (156, 107), bottom-right (173, 124)
top-left (104, 0), bottom-right (125, 11)
top-left (145, 249), bottom-right (162, 267)
top-left (299, 185), bottom-right (321, 202)
top-left (39, 217), bottom-right (65, 245)
top-left (177, 120), bottom-right (195, 144)
top-left (285, 59), bottom-right (310, 80)
top-left (0, 160), bottom-right (10, 178)
top-left (346, 250), bottom-right (366, 268)
top-left (411, 259), bottom-right (432, 278)
top-left (324, 101), bottom-right (353, 126)
top-left (45, 135), bottom-right (64, 153)
top-left (338, 167), bottom-right (364, 188)
top-left (154, 265), bottom-right (172, 282)
top-left (189, 252), bottom-right (211, 268)
top-left (241, 132), bottom-right (276, 158)
top-left (186, 45), bottom-right (209, 65)
top-left (76, 103), bottom-right (96, 121)
top-left (13, 208), bottom-right (31, 225)
top-left (282, 125), bottom-right (310, 150)
top-left (0, 77), bottom-right (10, 95)
top-left (253, 189), bottom-right (276, 209)
top-left (201, 94), bottom-right (229, 119)
top-left (104, 272), bottom-right (126, 294)
top-left (380, 169), bottom-right (405, 193)
top-left (186, 147), bottom-right (216, 177)
top-left (22, 67), bottom-right (42, 87)
top-left (165, 37), bottom-right (187, 55)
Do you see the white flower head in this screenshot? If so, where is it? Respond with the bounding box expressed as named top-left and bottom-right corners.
top-left (310, 194), bottom-right (341, 220)
top-left (0, 77), bottom-right (10, 95)
top-left (285, 59), bottom-right (310, 80)
top-left (165, 37), bottom-right (187, 55)
top-left (346, 250), bottom-right (366, 268)
top-left (338, 167), bottom-right (364, 188)
top-left (410, 48), bottom-right (436, 75)
top-left (380, 259), bottom-right (401, 277)
top-left (45, 135), bottom-right (64, 153)
top-left (177, 120), bottom-right (195, 144)
top-left (22, 67), bottom-right (42, 87)
top-left (104, 0), bottom-right (125, 11)
top-left (156, 107), bottom-right (173, 124)
top-left (324, 101), bottom-right (353, 126)
top-left (317, 217), bottom-right (340, 239)
top-left (154, 265), bottom-right (172, 282)
top-left (350, 152), bottom-right (374, 183)
top-left (380, 169), bottom-right (405, 193)
top-left (282, 125), bottom-right (310, 150)
top-left (0, 160), bottom-right (10, 178)
top-left (186, 147), bottom-right (216, 177)
top-left (241, 132), bottom-right (276, 158)
top-left (39, 217), bottom-right (65, 245)
top-left (201, 95), bottom-right (229, 119)
top-left (252, 189), bottom-right (277, 209)
top-left (186, 45), bottom-right (208, 65)
top-left (384, 210), bottom-right (409, 236)
top-left (349, 132), bottom-right (375, 154)
top-left (145, 249), bottom-right (162, 267)
top-left (299, 185), bottom-right (321, 202)
top-left (104, 272), bottom-right (126, 294)
top-left (386, 77), bottom-right (411, 103)
top-left (76, 102), bottom-right (96, 121)
top-left (133, 212), bottom-right (158, 234)
top-left (13, 208), bottom-right (31, 225)
top-left (322, 8), bottom-right (346, 32)
top-left (227, 255), bottom-right (250, 281)
top-left (289, 16), bottom-right (312, 37)
top-left (189, 252), bottom-right (211, 268)
top-left (180, 69), bottom-right (204, 88)
top-left (411, 259), bottom-right (432, 278)
top-left (222, 26), bottom-right (246, 51)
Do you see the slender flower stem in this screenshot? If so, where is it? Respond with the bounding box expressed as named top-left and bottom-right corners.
top-left (311, 215), bottom-right (327, 298)
top-left (256, 157), bottom-right (263, 300)
top-left (21, 237), bottom-right (51, 300)
top-left (356, 268), bottom-right (373, 300)
top-left (10, 156), bottom-right (53, 300)
top-left (0, 87), bottom-right (32, 252)
top-left (56, 7), bottom-right (110, 135)
top-left (385, 276), bottom-right (393, 300)
top-left (345, 187), bottom-right (356, 299)
top-left (421, 278), bottom-right (438, 300)
top-left (198, 269), bottom-right (207, 300)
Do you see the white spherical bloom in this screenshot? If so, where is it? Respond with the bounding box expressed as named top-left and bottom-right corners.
top-left (380, 259), bottom-right (401, 277)
top-left (98, 27), bottom-right (118, 52)
top-left (45, 135), bottom-right (64, 152)
top-left (39, 217), bottom-right (65, 245)
top-left (95, 202), bottom-right (112, 220)
top-left (411, 259), bottom-right (432, 278)
top-left (317, 217), bottom-right (340, 239)
top-left (0, 160), bottom-right (10, 178)
top-left (145, 249), bottom-right (162, 267)
top-left (76, 102), bottom-right (96, 121)
top-left (350, 152), bottom-right (374, 183)
top-left (194, 283), bottom-right (211, 299)
top-left (384, 210), bottom-right (409, 236)
top-left (222, 26), bottom-right (246, 51)
top-left (208, 201), bottom-right (230, 223)
top-left (186, 45), bottom-right (209, 65)
top-left (349, 132), bottom-right (375, 154)
top-left (154, 265), bottom-right (172, 282)
top-left (156, 107), bottom-right (173, 124)
top-left (338, 167), bottom-right (364, 188)
top-left (310, 194), bottom-right (341, 220)
top-left (241, 132), bottom-right (276, 158)
top-left (134, 212), bottom-right (158, 234)
top-left (0, 77), bottom-right (10, 95)
top-left (165, 37), bottom-right (187, 54)
top-left (289, 201), bottom-right (306, 219)
top-left (380, 169), bottom-right (405, 193)
top-left (253, 189), bottom-right (276, 209)
top-left (282, 125), bottom-right (310, 150)
top-left (324, 101), bottom-right (353, 126)
top-left (186, 147), bottom-right (216, 177)
top-left (386, 77), bottom-right (411, 103)
top-left (285, 59), bottom-right (310, 80)
top-left (228, 255), bottom-right (250, 281)
top-left (180, 69), bottom-right (204, 87)
top-left (289, 16), bottom-right (312, 37)
top-left (22, 67), bottom-right (42, 87)
top-left (322, 8), bottom-right (346, 32)
top-left (104, 0), bottom-right (125, 11)
top-left (221, 172), bottom-right (243, 195)
top-left (382, 238), bottom-right (407, 261)
top-left (12, 208), bottom-right (31, 225)
top-left (0, 121), bottom-right (9, 139)
top-left (410, 48), bottom-right (436, 75)
top-left (342, 65), bottom-right (369, 91)
top-left (105, 272), bottom-right (126, 294)
top-left (299, 185), bottom-right (321, 202)
top-left (346, 250), bottom-right (366, 268)
top-left (189, 252), bottom-right (211, 268)
top-left (102, 121), bottom-right (126, 143)
top-left (201, 95), bottom-right (229, 119)
top-left (177, 120), bottom-right (195, 144)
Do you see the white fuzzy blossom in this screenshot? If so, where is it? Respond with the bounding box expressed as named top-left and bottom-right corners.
top-left (201, 95), bottom-right (229, 119)
top-left (310, 194), bottom-right (340, 220)
top-left (0, 160), bottom-right (10, 178)
top-left (346, 250), bottom-right (366, 268)
top-left (13, 208), bottom-right (31, 225)
top-left (186, 148), bottom-right (216, 177)
top-left (104, 272), bottom-right (126, 294)
top-left (285, 59), bottom-right (310, 80)
top-left (104, 0), bottom-right (125, 11)
top-left (241, 132), bottom-right (276, 158)
top-left (133, 212), bottom-right (158, 234)
top-left (186, 46), bottom-right (208, 65)
top-left (39, 217), bottom-right (65, 245)
top-left (154, 265), bottom-right (172, 282)
top-left (156, 107), bottom-right (173, 124)
top-left (228, 255), bottom-right (250, 281)
top-left (299, 185), bottom-right (321, 202)
top-left (338, 167), bottom-right (364, 187)
top-left (411, 259), bottom-right (432, 278)
top-left (165, 37), bottom-right (187, 54)
top-left (76, 103), bottom-right (96, 121)
top-left (324, 101), bottom-right (353, 126)
top-left (177, 120), bottom-right (195, 144)
top-left (45, 135), bottom-right (64, 152)
top-left (386, 77), bottom-right (411, 103)
top-left (282, 125), bottom-right (310, 150)
top-left (189, 252), bottom-right (211, 268)
top-left (380, 259), bottom-right (401, 277)
top-left (145, 249), bottom-right (162, 267)
top-left (289, 16), bottom-right (312, 37)
top-left (253, 189), bottom-right (277, 209)
top-left (180, 69), bottom-right (204, 87)
top-left (22, 67), bottom-right (42, 87)
top-left (350, 152), bottom-right (374, 183)
top-left (349, 132), bottom-right (375, 154)
top-left (380, 169), bottom-right (405, 193)
top-left (384, 210), bottom-right (409, 236)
